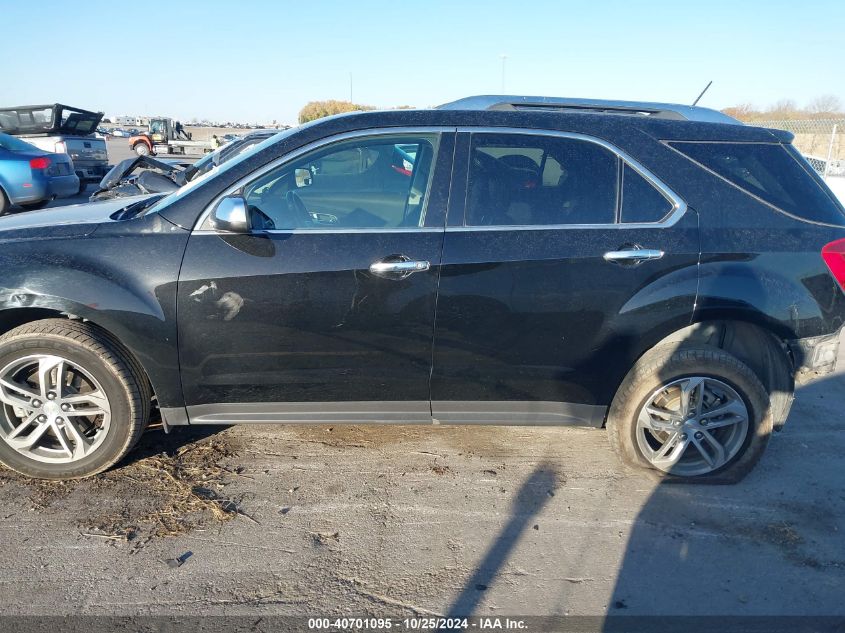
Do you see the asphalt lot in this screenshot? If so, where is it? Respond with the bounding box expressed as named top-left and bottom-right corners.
top-left (2, 137), bottom-right (844, 620)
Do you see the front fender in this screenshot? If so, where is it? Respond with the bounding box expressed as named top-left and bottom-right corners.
top-left (0, 212), bottom-right (189, 407)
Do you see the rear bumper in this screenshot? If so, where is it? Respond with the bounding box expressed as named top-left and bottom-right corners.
top-left (788, 331), bottom-right (841, 384)
top-left (73, 162), bottom-right (109, 183)
top-left (48, 174), bottom-right (81, 199)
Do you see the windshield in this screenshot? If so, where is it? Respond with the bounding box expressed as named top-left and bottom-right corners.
top-left (145, 127), bottom-right (298, 216)
top-left (183, 133), bottom-right (276, 183)
top-left (0, 132), bottom-right (41, 153)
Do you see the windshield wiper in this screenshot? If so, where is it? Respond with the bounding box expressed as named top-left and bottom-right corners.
top-left (109, 195), bottom-right (166, 220)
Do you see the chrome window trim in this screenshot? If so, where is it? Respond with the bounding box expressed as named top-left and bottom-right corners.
top-left (451, 126), bottom-right (688, 231)
top-left (192, 126), bottom-right (456, 234)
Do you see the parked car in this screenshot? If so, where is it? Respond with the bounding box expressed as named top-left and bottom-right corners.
top-left (0, 132), bottom-right (79, 214)
top-left (110, 128), bottom-right (129, 137)
top-left (0, 95), bottom-right (844, 481)
top-left (0, 104), bottom-right (109, 193)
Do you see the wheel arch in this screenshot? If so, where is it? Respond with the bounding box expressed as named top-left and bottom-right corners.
top-left (0, 308), bottom-right (157, 406)
top-left (0, 181), bottom-right (11, 207)
top-left (634, 318), bottom-right (795, 430)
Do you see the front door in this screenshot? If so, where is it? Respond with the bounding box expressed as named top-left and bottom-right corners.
top-left (177, 130), bottom-right (454, 423)
top-left (431, 130), bottom-right (700, 424)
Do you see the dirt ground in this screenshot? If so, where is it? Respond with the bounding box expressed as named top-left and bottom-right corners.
top-left (1, 345), bottom-right (844, 618)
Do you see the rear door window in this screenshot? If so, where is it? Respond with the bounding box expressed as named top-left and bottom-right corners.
top-left (669, 141), bottom-right (845, 224)
top-left (465, 133), bottom-right (619, 226)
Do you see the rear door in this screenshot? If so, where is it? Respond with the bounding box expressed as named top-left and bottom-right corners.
top-left (430, 129), bottom-right (700, 424)
top-left (177, 129), bottom-right (455, 423)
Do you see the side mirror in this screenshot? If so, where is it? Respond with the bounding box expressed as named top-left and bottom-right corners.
top-left (294, 168), bottom-right (312, 188)
top-left (211, 196), bottom-right (249, 233)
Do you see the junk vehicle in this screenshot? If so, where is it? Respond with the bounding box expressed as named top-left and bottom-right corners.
top-left (91, 129), bottom-right (279, 200)
top-left (0, 104), bottom-right (108, 193)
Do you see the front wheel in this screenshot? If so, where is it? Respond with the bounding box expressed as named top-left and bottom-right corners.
top-left (133, 143), bottom-right (150, 156)
top-left (0, 320), bottom-right (150, 480)
top-left (607, 345), bottom-right (772, 483)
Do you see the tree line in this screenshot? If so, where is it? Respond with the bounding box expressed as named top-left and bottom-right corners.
top-left (722, 95), bottom-right (844, 121)
top-left (299, 95), bottom-right (845, 125)
top-left (298, 100), bottom-right (414, 124)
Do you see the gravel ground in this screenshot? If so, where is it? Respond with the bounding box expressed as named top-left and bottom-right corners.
top-left (0, 344), bottom-right (844, 618)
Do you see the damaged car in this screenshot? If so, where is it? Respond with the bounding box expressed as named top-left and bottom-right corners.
top-left (89, 156), bottom-right (184, 200)
top-left (1, 97), bottom-right (844, 484)
top-left (90, 129), bottom-right (278, 201)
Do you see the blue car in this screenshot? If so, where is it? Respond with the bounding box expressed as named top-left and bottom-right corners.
top-left (0, 132), bottom-right (79, 214)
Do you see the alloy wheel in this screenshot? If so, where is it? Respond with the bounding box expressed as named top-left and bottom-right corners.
top-left (0, 354), bottom-right (112, 464)
top-left (636, 376), bottom-right (750, 476)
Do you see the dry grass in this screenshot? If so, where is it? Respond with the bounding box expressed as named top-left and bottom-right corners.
top-left (0, 428), bottom-right (249, 550)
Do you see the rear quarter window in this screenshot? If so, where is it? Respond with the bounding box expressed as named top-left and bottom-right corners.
top-left (620, 163), bottom-right (674, 223)
top-left (668, 141), bottom-right (845, 225)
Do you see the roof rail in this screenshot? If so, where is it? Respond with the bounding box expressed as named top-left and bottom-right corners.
top-left (436, 95), bottom-right (740, 125)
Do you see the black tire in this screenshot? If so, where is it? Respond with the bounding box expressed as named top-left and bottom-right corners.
top-left (19, 200), bottom-right (50, 211)
top-left (0, 319), bottom-right (150, 480)
top-left (134, 143), bottom-right (150, 156)
top-left (0, 188), bottom-right (8, 216)
top-left (606, 344), bottom-right (772, 484)
top-left (77, 180), bottom-right (88, 196)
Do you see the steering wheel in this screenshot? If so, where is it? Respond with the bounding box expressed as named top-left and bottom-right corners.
top-left (285, 190), bottom-right (313, 228)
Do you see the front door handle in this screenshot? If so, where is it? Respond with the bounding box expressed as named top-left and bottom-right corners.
top-left (603, 248), bottom-right (664, 265)
top-left (369, 256), bottom-right (430, 279)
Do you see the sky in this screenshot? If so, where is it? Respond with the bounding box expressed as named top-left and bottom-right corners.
top-left (1, 0), bottom-right (843, 125)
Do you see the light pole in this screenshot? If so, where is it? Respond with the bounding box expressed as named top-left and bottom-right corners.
top-left (500, 54), bottom-right (508, 92)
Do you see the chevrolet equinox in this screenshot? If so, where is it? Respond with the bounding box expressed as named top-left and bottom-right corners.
top-left (0, 95), bottom-right (843, 482)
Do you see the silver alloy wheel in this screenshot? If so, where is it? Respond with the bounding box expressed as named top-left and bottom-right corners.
top-left (636, 376), bottom-right (749, 476)
top-left (0, 354), bottom-right (112, 464)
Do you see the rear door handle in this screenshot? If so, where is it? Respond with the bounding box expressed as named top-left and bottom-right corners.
top-left (603, 249), bottom-right (664, 264)
top-left (369, 257), bottom-right (430, 278)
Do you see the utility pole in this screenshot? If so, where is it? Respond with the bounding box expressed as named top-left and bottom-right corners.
top-left (500, 54), bottom-right (508, 92)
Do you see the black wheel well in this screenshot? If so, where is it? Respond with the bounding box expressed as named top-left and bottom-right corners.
top-left (0, 309), bottom-right (155, 401)
top-left (649, 320), bottom-right (795, 429)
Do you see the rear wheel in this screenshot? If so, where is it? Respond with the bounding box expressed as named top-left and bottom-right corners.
top-left (0, 189), bottom-right (8, 216)
top-left (607, 345), bottom-right (772, 483)
top-left (0, 320), bottom-right (150, 480)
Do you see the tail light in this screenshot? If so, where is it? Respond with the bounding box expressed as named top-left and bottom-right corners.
top-left (54, 141), bottom-right (67, 153)
top-left (821, 238), bottom-right (845, 291)
top-left (29, 157), bottom-right (52, 170)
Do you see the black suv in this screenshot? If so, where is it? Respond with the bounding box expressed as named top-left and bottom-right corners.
top-left (1, 95), bottom-right (843, 482)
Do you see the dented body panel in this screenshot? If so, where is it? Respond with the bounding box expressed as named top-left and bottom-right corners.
top-left (0, 201), bottom-right (189, 407)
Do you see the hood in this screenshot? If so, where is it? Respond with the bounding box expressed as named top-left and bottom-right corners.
top-left (99, 156), bottom-right (180, 190)
top-left (0, 104), bottom-right (104, 137)
top-left (0, 195), bottom-right (158, 240)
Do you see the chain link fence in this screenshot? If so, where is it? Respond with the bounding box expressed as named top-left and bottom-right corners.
top-left (752, 118), bottom-right (845, 177)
